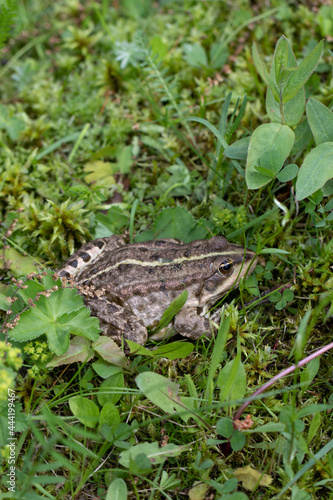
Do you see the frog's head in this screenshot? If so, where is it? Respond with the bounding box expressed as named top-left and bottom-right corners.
top-left (196, 236), bottom-right (257, 307)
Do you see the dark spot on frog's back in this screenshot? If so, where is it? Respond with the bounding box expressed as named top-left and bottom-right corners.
top-left (159, 281), bottom-right (167, 292)
top-left (78, 251), bottom-right (91, 262)
top-left (68, 259), bottom-right (78, 268)
top-left (94, 240), bottom-right (105, 249)
top-left (147, 267), bottom-right (155, 274)
top-left (184, 250), bottom-right (191, 258)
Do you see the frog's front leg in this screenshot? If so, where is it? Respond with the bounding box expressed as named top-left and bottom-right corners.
top-left (85, 297), bottom-right (148, 345)
top-left (173, 308), bottom-right (219, 340)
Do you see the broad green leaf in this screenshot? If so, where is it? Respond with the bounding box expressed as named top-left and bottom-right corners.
top-left (84, 160), bottom-right (116, 186)
top-left (106, 478), bottom-right (127, 500)
top-left (283, 40), bottom-right (324, 103)
top-left (92, 336), bottom-right (126, 366)
top-left (252, 41), bottom-right (279, 101)
top-left (306, 98), bottom-right (333, 145)
top-left (47, 337), bottom-right (94, 367)
top-left (97, 372), bottom-right (124, 406)
top-left (296, 142), bottom-right (333, 200)
top-left (223, 137), bottom-right (250, 160)
top-left (99, 402), bottom-right (121, 430)
top-left (246, 123), bottom-right (295, 189)
top-left (126, 339), bottom-right (152, 356)
top-left (119, 441), bottom-right (186, 467)
top-left (69, 396), bottom-right (99, 428)
top-left (135, 371), bottom-right (181, 414)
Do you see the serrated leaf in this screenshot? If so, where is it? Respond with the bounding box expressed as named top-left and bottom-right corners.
top-left (283, 40), bottom-right (324, 103)
top-left (306, 98), bottom-right (333, 145)
top-left (69, 396), bottom-right (99, 428)
top-left (47, 336), bottom-right (94, 367)
top-left (119, 441), bottom-right (186, 467)
top-left (296, 142), bottom-right (333, 200)
top-left (92, 336), bottom-right (126, 366)
top-left (8, 288), bottom-right (100, 355)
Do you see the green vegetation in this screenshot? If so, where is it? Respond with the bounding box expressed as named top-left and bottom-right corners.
top-left (1, 1), bottom-right (333, 498)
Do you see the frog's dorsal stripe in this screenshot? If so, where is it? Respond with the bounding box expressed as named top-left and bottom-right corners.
top-left (76, 250), bottom-right (246, 284)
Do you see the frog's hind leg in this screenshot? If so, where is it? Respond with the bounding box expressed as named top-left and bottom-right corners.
top-left (85, 297), bottom-right (148, 346)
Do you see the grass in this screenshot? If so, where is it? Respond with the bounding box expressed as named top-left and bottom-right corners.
top-left (1, 0), bottom-right (333, 499)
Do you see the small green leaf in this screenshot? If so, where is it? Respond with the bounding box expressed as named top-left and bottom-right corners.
top-left (47, 337), bottom-right (94, 367)
top-left (230, 430), bottom-right (246, 451)
top-left (106, 478), bottom-right (127, 500)
top-left (252, 41), bottom-right (279, 101)
top-left (277, 163), bottom-right (299, 182)
top-left (151, 290), bottom-right (188, 334)
top-left (216, 417), bottom-right (234, 438)
top-left (183, 43), bottom-right (208, 67)
top-left (99, 402), bottom-right (121, 430)
top-left (97, 372), bottom-right (124, 406)
top-left (149, 341), bottom-right (194, 360)
top-left (223, 137), bottom-right (250, 161)
top-left (135, 371), bottom-right (181, 414)
top-left (69, 396), bottom-right (99, 428)
top-left (217, 359), bottom-right (246, 406)
top-left (274, 36), bottom-right (292, 85)
top-left (296, 142), bottom-right (333, 200)
top-left (283, 40), bottom-right (324, 103)
top-left (92, 360), bottom-right (123, 379)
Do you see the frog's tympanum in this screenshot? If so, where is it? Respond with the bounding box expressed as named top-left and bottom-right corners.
top-left (59, 236), bottom-right (257, 345)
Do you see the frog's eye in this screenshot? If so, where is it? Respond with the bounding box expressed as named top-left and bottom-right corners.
top-left (218, 259), bottom-right (234, 275)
